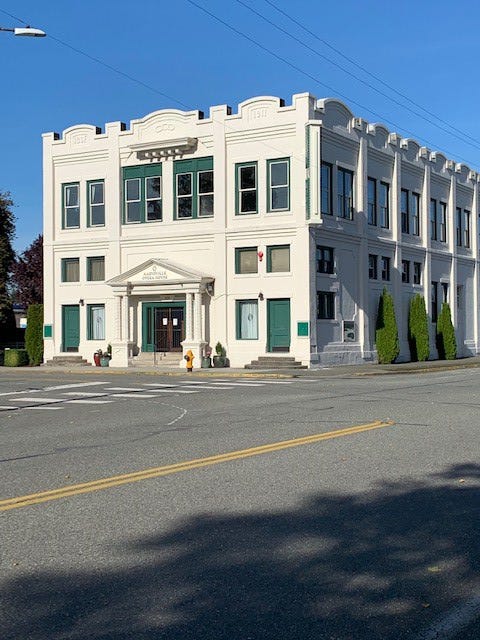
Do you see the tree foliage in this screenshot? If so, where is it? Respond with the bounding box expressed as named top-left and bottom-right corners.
top-left (436, 302), bottom-right (457, 360)
top-left (375, 288), bottom-right (400, 364)
top-left (408, 294), bottom-right (429, 362)
top-left (0, 192), bottom-right (16, 343)
top-left (11, 234), bottom-right (43, 306)
top-left (25, 303), bottom-right (44, 366)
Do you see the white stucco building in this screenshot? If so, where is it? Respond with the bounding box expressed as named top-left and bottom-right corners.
top-left (43, 93), bottom-right (480, 368)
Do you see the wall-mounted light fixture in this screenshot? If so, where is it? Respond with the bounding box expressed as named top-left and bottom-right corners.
top-left (79, 299), bottom-right (84, 306)
top-left (258, 292), bottom-right (264, 301)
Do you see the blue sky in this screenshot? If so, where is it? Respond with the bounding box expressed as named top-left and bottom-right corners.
top-left (2, 0), bottom-right (480, 252)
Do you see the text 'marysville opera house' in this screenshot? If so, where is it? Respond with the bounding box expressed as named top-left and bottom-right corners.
top-left (43, 93), bottom-right (480, 368)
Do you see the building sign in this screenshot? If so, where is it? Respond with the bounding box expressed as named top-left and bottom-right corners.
top-left (140, 265), bottom-right (169, 281)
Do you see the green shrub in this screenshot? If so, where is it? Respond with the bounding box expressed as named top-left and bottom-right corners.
top-left (436, 302), bottom-right (456, 360)
top-left (408, 294), bottom-right (429, 362)
top-left (375, 288), bottom-right (400, 364)
top-left (4, 348), bottom-right (29, 367)
top-left (25, 303), bottom-right (44, 366)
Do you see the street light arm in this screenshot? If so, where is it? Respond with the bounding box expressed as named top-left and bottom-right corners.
top-left (0, 25), bottom-right (46, 37)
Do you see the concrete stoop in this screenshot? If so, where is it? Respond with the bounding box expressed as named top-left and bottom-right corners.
top-left (245, 356), bottom-right (307, 370)
top-left (44, 355), bottom-right (91, 367)
top-left (130, 352), bottom-right (182, 368)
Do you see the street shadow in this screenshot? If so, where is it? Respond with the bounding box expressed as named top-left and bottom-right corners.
top-left (2, 464), bottom-right (480, 639)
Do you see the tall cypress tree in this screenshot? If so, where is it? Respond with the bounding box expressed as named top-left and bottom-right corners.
top-left (0, 192), bottom-right (16, 344)
top-left (375, 288), bottom-right (400, 364)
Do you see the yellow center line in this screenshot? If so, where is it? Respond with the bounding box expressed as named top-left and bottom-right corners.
top-left (0, 419), bottom-right (394, 512)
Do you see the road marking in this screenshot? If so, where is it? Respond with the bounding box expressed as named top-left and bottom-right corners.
top-left (249, 380), bottom-right (293, 384)
top-left (44, 382), bottom-right (108, 391)
top-left (111, 393), bottom-right (157, 399)
top-left (0, 405), bottom-right (18, 410)
top-left (24, 406), bottom-right (64, 411)
top-left (63, 392), bottom-right (108, 397)
top-left (180, 385), bottom-right (233, 390)
top-left (11, 398), bottom-right (62, 403)
top-left (0, 420), bottom-right (393, 511)
top-left (144, 389), bottom-right (199, 394)
top-left (105, 387), bottom-right (143, 392)
top-left (68, 399), bottom-right (115, 404)
top-left (143, 383), bottom-right (177, 388)
top-left (415, 593), bottom-right (480, 640)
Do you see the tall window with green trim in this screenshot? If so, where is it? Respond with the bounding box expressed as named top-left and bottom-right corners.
top-left (87, 180), bottom-right (105, 226)
top-left (236, 300), bottom-right (258, 339)
top-left (267, 158), bottom-right (290, 212)
top-left (123, 165), bottom-right (162, 224)
top-left (87, 256), bottom-right (105, 281)
top-left (266, 245), bottom-right (290, 273)
top-left (87, 304), bottom-right (105, 340)
top-left (63, 183), bottom-right (80, 229)
top-left (235, 247), bottom-right (258, 274)
top-left (236, 162), bottom-right (258, 214)
top-left (61, 258), bottom-right (79, 282)
top-left (174, 157), bottom-right (214, 219)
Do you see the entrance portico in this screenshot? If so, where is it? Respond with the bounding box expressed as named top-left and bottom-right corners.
top-left (106, 258), bottom-right (214, 368)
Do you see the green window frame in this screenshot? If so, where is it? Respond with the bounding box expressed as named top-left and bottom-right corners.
top-left (235, 247), bottom-right (258, 274)
top-left (123, 164), bottom-right (162, 224)
top-left (87, 180), bottom-right (105, 227)
top-left (173, 156), bottom-right (214, 219)
top-left (87, 256), bottom-right (105, 281)
top-left (266, 245), bottom-right (290, 273)
top-left (236, 300), bottom-right (259, 340)
top-left (61, 258), bottom-right (80, 282)
top-left (62, 182), bottom-right (80, 229)
top-left (87, 304), bottom-right (105, 340)
top-left (235, 162), bottom-right (258, 214)
top-left (267, 158), bottom-right (290, 212)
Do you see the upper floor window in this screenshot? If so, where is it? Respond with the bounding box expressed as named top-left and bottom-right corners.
top-left (267, 158), bottom-right (290, 212)
top-left (63, 183), bottom-right (80, 229)
top-left (402, 260), bottom-right (410, 283)
top-left (87, 256), bottom-right (105, 282)
top-left (174, 157), bottom-right (213, 219)
top-left (337, 167), bottom-right (353, 219)
top-left (235, 247), bottom-right (258, 274)
top-left (411, 193), bottom-right (420, 236)
top-left (123, 165), bottom-right (162, 224)
top-left (236, 162), bottom-right (257, 214)
top-left (431, 281), bottom-right (438, 322)
top-left (439, 202), bottom-right (447, 243)
top-left (456, 206), bottom-right (462, 246)
top-left (267, 245), bottom-right (290, 273)
top-left (321, 162), bottom-right (332, 215)
top-left (317, 246), bottom-right (334, 274)
top-left (464, 210), bottom-right (471, 248)
top-left (368, 254), bottom-right (378, 280)
top-left (413, 261), bottom-right (422, 285)
top-left (317, 291), bottom-right (335, 319)
top-left (367, 177), bottom-right (377, 225)
top-left (430, 199), bottom-right (438, 241)
top-left (61, 258), bottom-right (79, 282)
top-left (381, 256), bottom-right (391, 281)
top-left (379, 182), bottom-right (390, 229)
top-left (87, 180), bottom-right (105, 227)
top-left (401, 189), bottom-right (409, 234)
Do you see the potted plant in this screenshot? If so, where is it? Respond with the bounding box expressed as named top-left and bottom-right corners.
top-left (100, 346), bottom-right (111, 367)
top-left (93, 349), bottom-right (102, 367)
top-left (213, 341), bottom-right (227, 368)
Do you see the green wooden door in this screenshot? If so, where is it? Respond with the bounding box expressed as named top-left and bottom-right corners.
top-left (62, 305), bottom-right (80, 352)
top-left (267, 299), bottom-right (291, 352)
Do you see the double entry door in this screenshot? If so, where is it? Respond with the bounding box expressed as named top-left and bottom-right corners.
top-left (143, 303), bottom-right (185, 352)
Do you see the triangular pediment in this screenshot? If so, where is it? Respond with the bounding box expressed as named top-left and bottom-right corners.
top-left (107, 258), bottom-right (213, 286)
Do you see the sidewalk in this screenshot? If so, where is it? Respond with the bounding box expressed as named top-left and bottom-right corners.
top-left (15, 355), bottom-right (480, 378)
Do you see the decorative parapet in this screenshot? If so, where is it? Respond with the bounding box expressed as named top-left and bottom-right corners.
top-left (129, 137), bottom-right (198, 160)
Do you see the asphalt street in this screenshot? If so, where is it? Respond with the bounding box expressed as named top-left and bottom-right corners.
top-left (1, 367), bottom-right (480, 639)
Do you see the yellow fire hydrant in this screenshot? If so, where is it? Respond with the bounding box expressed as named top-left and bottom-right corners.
top-left (184, 349), bottom-right (194, 372)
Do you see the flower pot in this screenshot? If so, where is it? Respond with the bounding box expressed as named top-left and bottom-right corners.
top-left (93, 353), bottom-right (101, 367)
top-left (213, 356), bottom-right (226, 368)
top-left (201, 356), bottom-right (212, 368)
top-left (100, 356), bottom-right (110, 367)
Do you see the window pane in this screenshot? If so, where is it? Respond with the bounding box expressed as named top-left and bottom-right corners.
top-left (126, 201), bottom-right (142, 223)
top-left (237, 248), bottom-right (257, 274)
top-left (269, 246), bottom-right (290, 272)
top-left (90, 305), bottom-right (105, 340)
top-left (317, 292), bottom-right (334, 319)
top-left (63, 259), bottom-right (79, 282)
top-left (241, 191), bottom-right (257, 213)
top-left (88, 257), bottom-right (105, 281)
top-left (90, 182), bottom-right (103, 205)
top-left (199, 171), bottom-right (213, 194)
top-left (66, 185), bottom-right (78, 207)
top-left (240, 166), bottom-right (256, 190)
top-left (146, 176), bottom-right (161, 200)
top-left (66, 207), bottom-right (80, 228)
top-left (91, 205), bottom-right (105, 226)
top-left (238, 301), bottom-right (258, 339)
top-left (272, 186), bottom-right (288, 210)
top-left (270, 161), bottom-right (288, 186)
top-left (147, 200), bottom-right (162, 221)
top-left (199, 194), bottom-right (214, 217)
top-left (126, 179), bottom-right (140, 201)
top-left (177, 173), bottom-right (192, 196)
top-left (178, 197), bottom-right (193, 218)
top-left (321, 163), bottom-right (332, 214)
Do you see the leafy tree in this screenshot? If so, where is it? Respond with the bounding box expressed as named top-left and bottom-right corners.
top-left (375, 288), bottom-right (400, 364)
top-left (11, 234), bottom-right (43, 306)
top-left (408, 294), bottom-right (429, 362)
top-left (0, 192), bottom-right (16, 343)
top-left (25, 303), bottom-right (44, 366)
top-left (436, 302), bottom-right (456, 360)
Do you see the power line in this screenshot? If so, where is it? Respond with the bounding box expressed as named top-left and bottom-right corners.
top-left (185, 0), bottom-right (479, 167)
top-left (262, 0), bottom-right (480, 150)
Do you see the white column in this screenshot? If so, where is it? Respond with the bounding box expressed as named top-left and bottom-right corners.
top-left (392, 148), bottom-right (403, 354)
top-left (356, 135), bottom-right (370, 357)
top-left (472, 178), bottom-right (479, 352)
top-left (114, 294), bottom-right (122, 340)
top-left (448, 172), bottom-right (457, 326)
top-left (122, 294), bottom-right (129, 344)
top-left (185, 292), bottom-right (193, 341)
top-left (194, 292), bottom-right (203, 341)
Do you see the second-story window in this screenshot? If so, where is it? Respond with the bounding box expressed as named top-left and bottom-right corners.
top-left (369, 254), bottom-right (378, 280)
top-left (411, 193), bottom-right (420, 236)
top-left (379, 182), bottom-right (390, 229)
top-left (413, 262), bottom-right (422, 285)
top-left (87, 256), bottom-right (105, 281)
top-left (236, 163), bottom-right (257, 214)
top-left (381, 256), bottom-right (391, 281)
top-left (367, 177), bottom-right (377, 225)
top-left (88, 180), bottom-right (105, 227)
top-left (123, 165), bottom-right (162, 224)
top-left (317, 246), bottom-right (334, 274)
top-left (464, 210), bottom-right (471, 248)
top-left (63, 183), bottom-right (80, 229)
top-left (321, 162), bottom-right (332, 215)
top-left (174, 157), bottom-right (214, 219)
top-left (337, 167), bottom-right (353, 219)
top-left (456, 207), bottom-right (462, 246)
top-left (267, 158), bottom-right (290, 212)
top-left (401, 189), bottom-right (409, 234)
top-left (402, 260), bottom-right (410, 283)
top-left (430, 199), bottom-right (438, 241)
top-left (439, 202), bottom-right (447, 243)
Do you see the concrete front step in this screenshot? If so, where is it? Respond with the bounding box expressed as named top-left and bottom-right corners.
top-left (44, 355), bottom-right (91, 367)
top-left (245, 356), bottom-right (307, 369)
top-left (131, 352), bottom-right (183, 368)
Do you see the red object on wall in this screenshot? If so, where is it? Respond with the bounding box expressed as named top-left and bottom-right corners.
top-left (258, 251), bottom-right (264, 261)
top-left (93, 352), bottom-right (101, 367)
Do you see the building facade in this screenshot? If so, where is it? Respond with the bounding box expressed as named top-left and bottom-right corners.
top-left (43, 93), bottom-right (480, 368)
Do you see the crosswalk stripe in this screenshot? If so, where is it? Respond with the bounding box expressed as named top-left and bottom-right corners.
top-left (24, 406), bottom-right (64, 411)
top-left (63, 392), bottom-right (108, 397)
top-left (252, 380), bottom-right (293, 384)
top-left (12, 398), bottom-right (62, 403)
top-left (105, 387), bottom-right (144, 392)
top-left (111, 393), bottom-right (158, 399)
top-left (180, 385), bottom-right (232, 390)
top-left (44, 382), bottom-right (109, 391)
top-left (0, 405), bottom-right (18, 410)
top-left (141, 389), bottom-right (198, 394)
top-left (68, 399), bottom-right (115, 404)
top-left (142, 383), bottom-right (177, 388)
